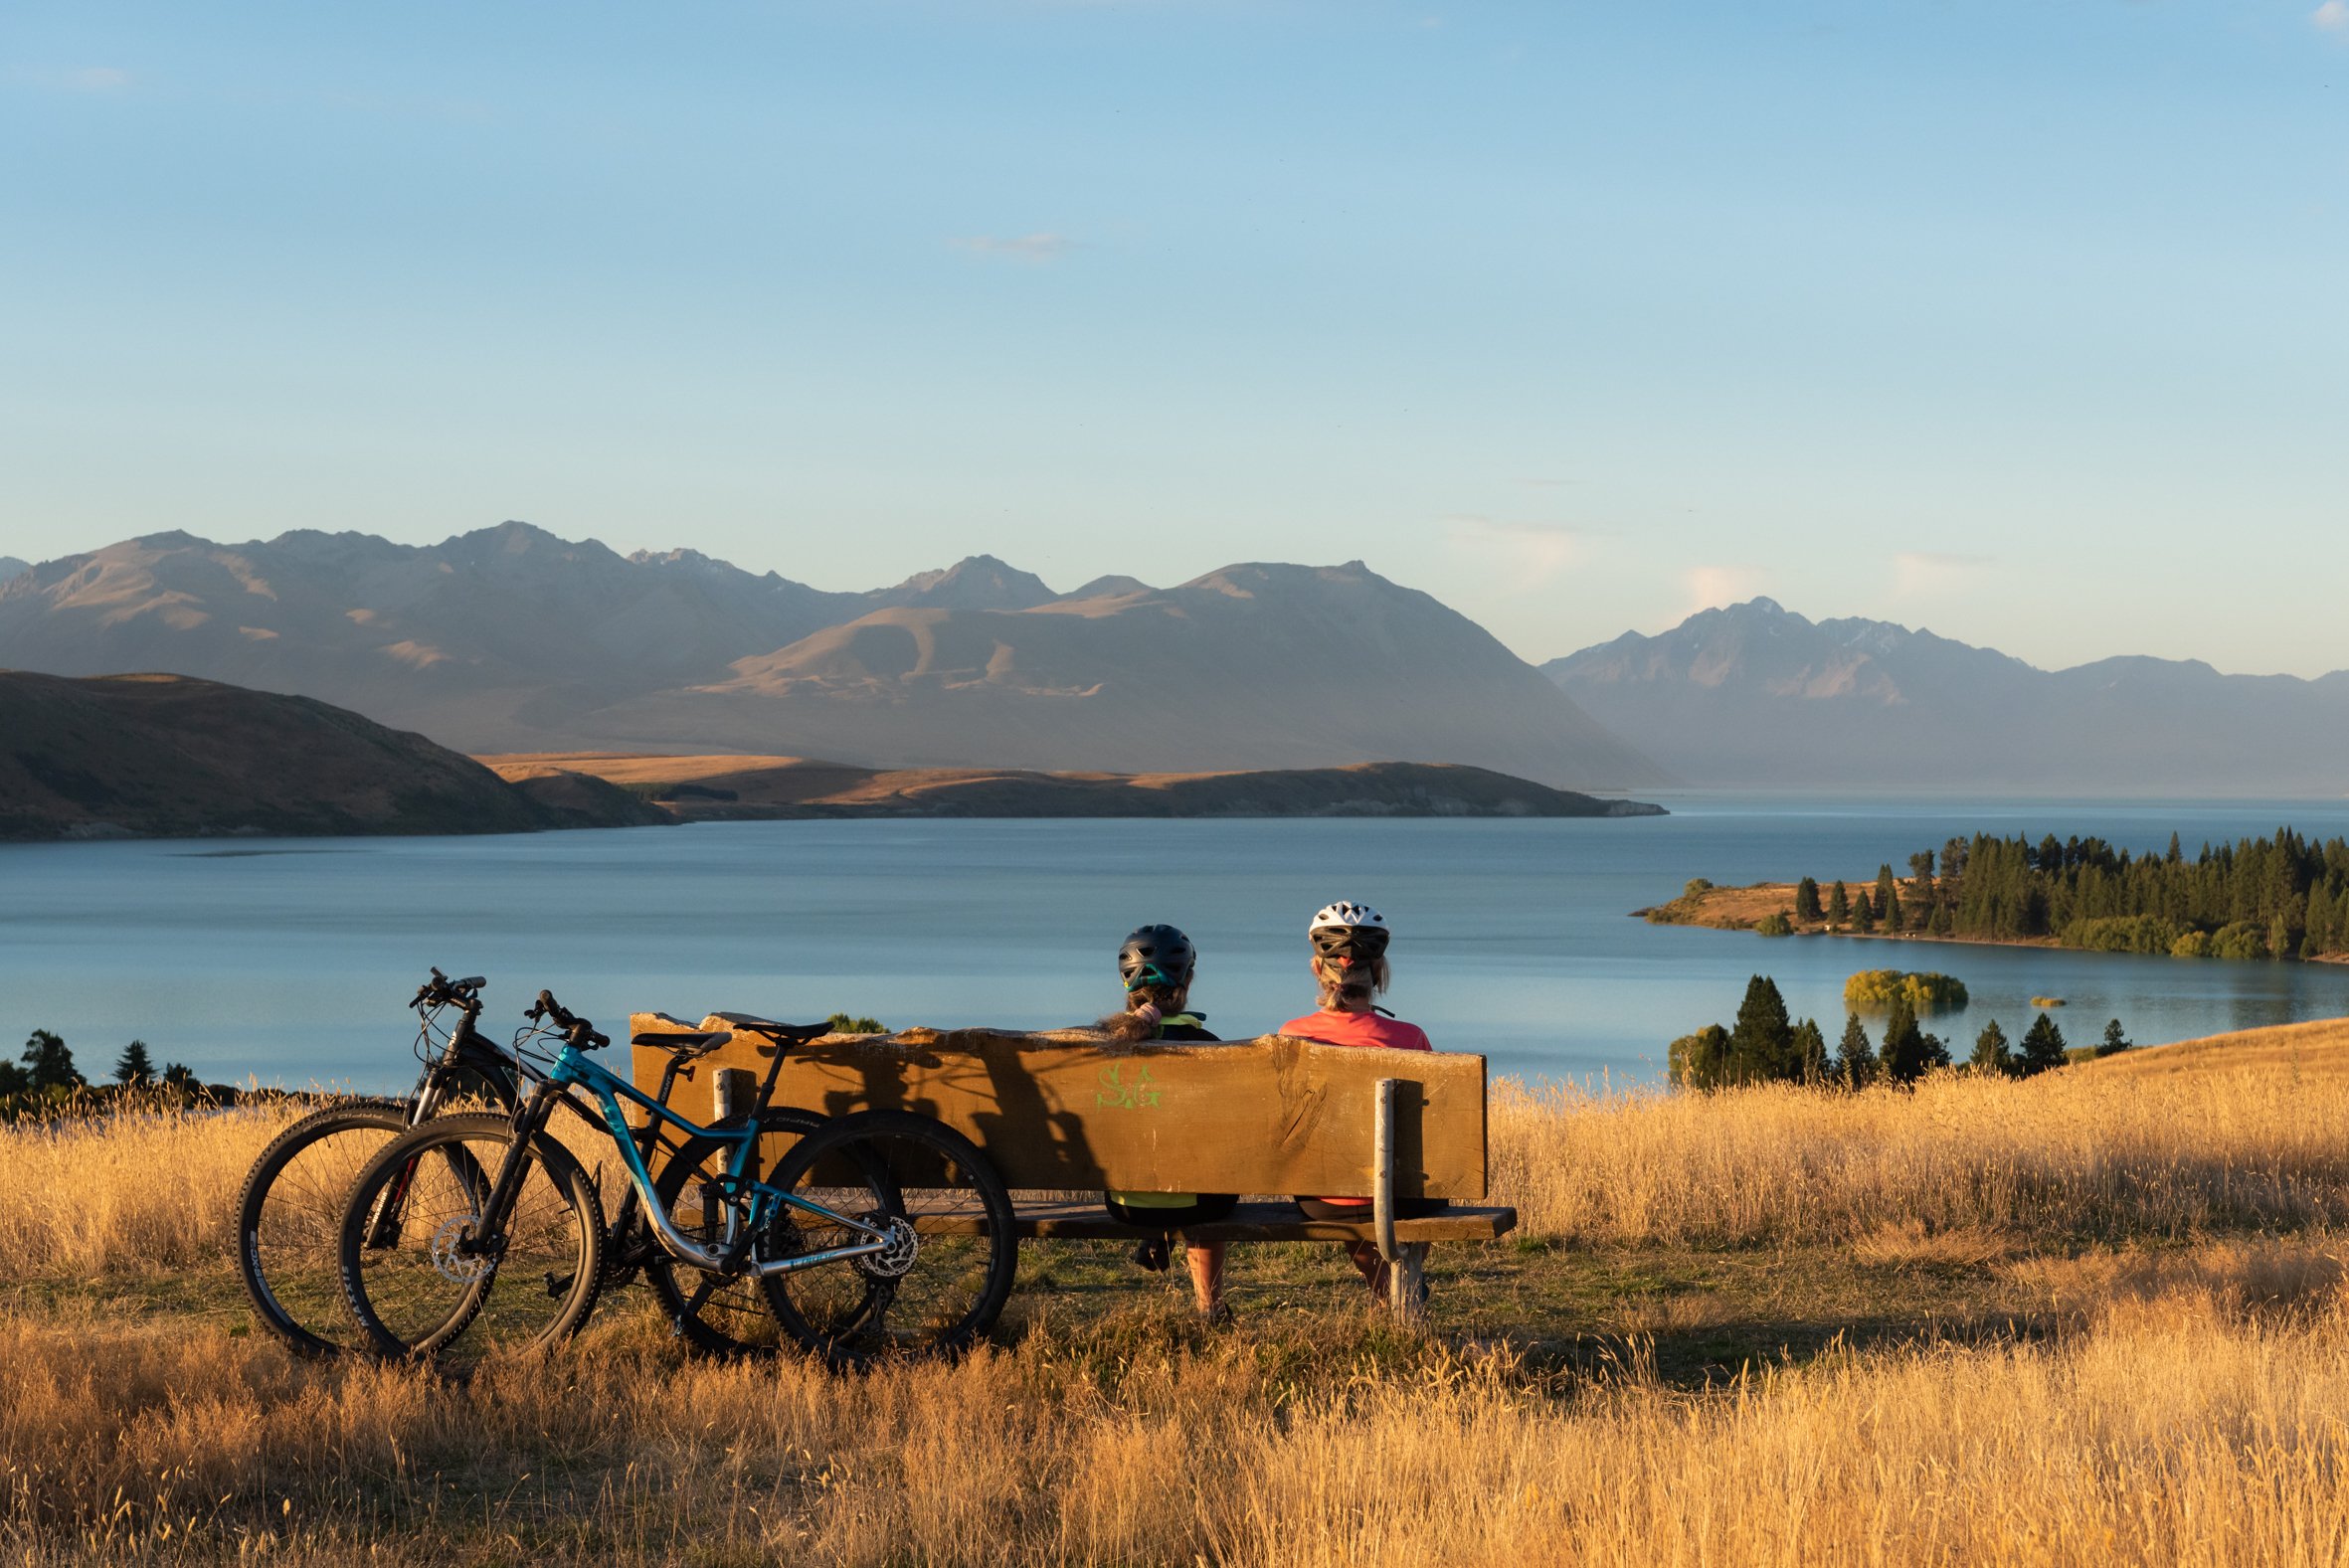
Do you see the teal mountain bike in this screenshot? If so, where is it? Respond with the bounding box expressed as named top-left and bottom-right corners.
top-left (335, 991), bottom-right (1017, 1367)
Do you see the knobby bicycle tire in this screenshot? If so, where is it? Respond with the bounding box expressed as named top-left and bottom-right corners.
top-left (337, 1112), bottom-right (606, 1365)
top-left (236, 1098), bottom-right (418, 1357)
top-left (761, 1110), bottom-right (1018, 1368)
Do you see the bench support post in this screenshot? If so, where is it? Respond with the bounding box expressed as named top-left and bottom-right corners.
top-left (1372, 1077), bottom-right (1426, 1322)
top-left (1372, 1077), bottom-right (1398, 1265)
top-left (1388, 1242), bottom-right (1428, 1322)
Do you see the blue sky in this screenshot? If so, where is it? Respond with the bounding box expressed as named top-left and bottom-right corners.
top-left (4, 1), bottom-right (2345, 673)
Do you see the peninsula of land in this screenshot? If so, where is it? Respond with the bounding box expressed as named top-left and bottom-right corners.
top-left (1641, 824), bottom-right (2349, 964)
top-left (482, 754), bottom-right (1668, 820)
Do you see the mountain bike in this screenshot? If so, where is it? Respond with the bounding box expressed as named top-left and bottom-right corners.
top-left (233, 969), bottom-right (527, 1355)
top-left (236, 969), bottom-right (817, 1356)
top-left (335, 992), bottom-right (1016, 1368)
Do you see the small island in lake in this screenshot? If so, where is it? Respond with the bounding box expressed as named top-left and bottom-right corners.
top-left (1640, 827), bottom-right (2349, 963)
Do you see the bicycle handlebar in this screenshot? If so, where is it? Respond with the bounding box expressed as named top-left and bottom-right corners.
top-left (412, 965), bottom-right (486, 1013)
top-left (526, 988), bottom-right (610, 1050)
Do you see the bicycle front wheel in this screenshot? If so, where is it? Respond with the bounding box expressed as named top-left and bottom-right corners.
top-left (337, 1113), bottom-right (605, 1365)
top-left (236, 1098), bottom-right (415, 1356)
top-left (761, 1111), bottom-right (1016, 1367)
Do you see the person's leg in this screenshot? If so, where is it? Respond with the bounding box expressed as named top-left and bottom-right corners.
top-left (1185, 1241), bottom-right (1226, 1312)
top-left (1341, 1239), bottom-right (1387, 1294)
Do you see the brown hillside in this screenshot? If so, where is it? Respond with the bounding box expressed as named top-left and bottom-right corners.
top-left (0, 671), bottom-right (664, 840)
top-left (480, 753), bottom-right (1666, 819)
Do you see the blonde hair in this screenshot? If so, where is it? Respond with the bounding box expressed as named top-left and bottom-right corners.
top-left (1313, 956), bottom-right (1389, 1010)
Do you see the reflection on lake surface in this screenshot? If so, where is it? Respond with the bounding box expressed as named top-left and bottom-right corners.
top-left (5, 795), bottom-right (2349, 1092)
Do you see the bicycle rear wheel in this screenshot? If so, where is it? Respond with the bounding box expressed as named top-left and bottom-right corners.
top-left (337, 1113), bottom-right (605, 1365)
top-left (236, 1098), bottom-right (414, 1356)
top-left (642, 1107), bottom-right (824, 1355)
top-left (761, 1111), bottom-right (1016, 1367)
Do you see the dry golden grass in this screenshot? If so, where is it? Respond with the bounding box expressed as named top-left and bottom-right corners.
top-left (7, 1267), bottom-right (2349, 1564)
top-left (1490, 1044), bottom-right (2349, 1245)
top-left (10, 1027), bottom-right (2349, 1563)
top-left (2079, 1013), bottom-right (2349, 1081)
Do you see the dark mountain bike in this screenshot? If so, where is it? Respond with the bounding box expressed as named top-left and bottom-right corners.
top-left (236, 969), bottom-right (819, 1357)
top-left (336, 992), bottom-right (1016, 1369)
top-left (234, 969), bottom-right (522, 1355)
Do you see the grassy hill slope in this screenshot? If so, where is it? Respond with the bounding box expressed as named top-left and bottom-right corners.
top-left (0, 670), bottom-right (665, 840)
top-left (481, 753), bottom-right (1667, 818)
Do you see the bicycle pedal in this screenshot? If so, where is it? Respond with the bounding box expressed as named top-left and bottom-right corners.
top-left (544, 1271), bottom-right (572, 1299)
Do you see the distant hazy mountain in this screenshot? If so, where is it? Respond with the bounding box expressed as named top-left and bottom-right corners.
top-left (0, 525), bottom-right (1661, 789)
top-left (1545, 598), bottom-right (2349, 793)
top-left (0, 557), bottom-right (27, 584)
top-left (589, 561), bottom-right (1661, 785)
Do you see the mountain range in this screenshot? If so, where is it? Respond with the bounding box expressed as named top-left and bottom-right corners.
top-left (0, 524), bottom-right (1659, 790)
top-left (1544, 598), bottom-right (2349, 793)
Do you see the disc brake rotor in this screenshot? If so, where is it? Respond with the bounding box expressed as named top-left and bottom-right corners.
top-left (859, 1215), bottom-right (919, 1280)
top-left (430, 1215), bottom-right (491, 1284)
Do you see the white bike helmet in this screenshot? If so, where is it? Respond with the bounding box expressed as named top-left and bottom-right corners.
top-left (1309, 901), bottom-right (1389, 961)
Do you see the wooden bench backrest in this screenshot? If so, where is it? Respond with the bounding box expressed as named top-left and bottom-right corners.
top-left (628, 1019), bottom-right (1489, 1201)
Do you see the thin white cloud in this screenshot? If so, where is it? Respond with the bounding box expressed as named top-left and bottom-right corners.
top-left (951, 233), bottom-right (1077, 263)
top-left (66, 67), bottom-right (131, 91)
top-left (1443, 516), bottom-right (1591, 587)
top-left (1893, 550), bottom-right (1994, 597)
top-left (2315, 1), bottom-right (2349, 30)
top-left (1682, 564), bottom-right (1766, 617)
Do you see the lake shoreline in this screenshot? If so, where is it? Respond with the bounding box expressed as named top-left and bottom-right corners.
top-left (1640, 878), bottom-right (2349, 965)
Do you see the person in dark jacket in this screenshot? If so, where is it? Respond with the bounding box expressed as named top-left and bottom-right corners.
top-left (1098, 924), bottom-right (1237, 1321)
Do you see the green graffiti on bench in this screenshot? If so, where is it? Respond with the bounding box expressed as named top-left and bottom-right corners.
top-left (1095, 1062), bottom-right (1162, 1110)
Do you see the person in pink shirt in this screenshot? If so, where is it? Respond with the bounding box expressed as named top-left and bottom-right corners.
top-left (1276, 900), bottom-right (1446, 1306)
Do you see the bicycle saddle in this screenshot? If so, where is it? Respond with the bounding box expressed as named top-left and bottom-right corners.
top-left (630, 1027), bottom-right (730, 1058)
top-left (707, 1012), bottom-right (833, 1045)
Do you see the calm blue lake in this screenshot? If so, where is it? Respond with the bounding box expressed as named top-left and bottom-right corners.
top-left (5, 796), bottom-right (2349, 1092)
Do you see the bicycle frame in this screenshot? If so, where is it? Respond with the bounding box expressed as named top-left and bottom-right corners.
top-left (531, 1043), bottom-right (892, 1278)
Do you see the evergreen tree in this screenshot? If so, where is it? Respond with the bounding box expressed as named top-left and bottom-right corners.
top-left (1853, 889), bottom-right (1877, 934)
top-left (1968, 1019), bottom-right (2014, 1077)
top-left (2096, 1018), bottom-right (2134, 1057)
top-left (1909, 851), bottom-right (1936, 880)
top-left (1876, 865), bottom-right (1898, 920)
top-left (0, 1059), bottom-right (26, 1097)
top-left (1829, 881), bottom-right (1851, 923)
top-left (112, 1040), bottom-right (155, 1086)
top-left (1793, 1017), bottom-right (1830, 1084)
top-left (1727, 975), bottom-right (1797, 1084)
top-left (2018, 1012), bottom-right (2069, 1076)
top-left (20, 1030), bottom-right (81, 1091)
top-left (1880, 997), bottom-right (1949, 1084)
top-left (1795, 877), bottom-right (1823, 922)
top-left (1837, 1014), bottom-right (1877, 1088)
top-left (162, 1062), bottom-right (197, 1090)
top-left (1930, 899), bottom-right (1956, 937)
top-left (1668, 1024), bottom-right (1731, 1090)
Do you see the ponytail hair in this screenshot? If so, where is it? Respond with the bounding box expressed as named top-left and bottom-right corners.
top-left (1315, 956), bottom-right (1389, 1010)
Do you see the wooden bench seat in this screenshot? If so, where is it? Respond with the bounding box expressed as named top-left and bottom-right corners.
top-left (917, 1198), bottom-right (1520, 1244)
top-left (628, 1016), bottom-right (1518, 1318)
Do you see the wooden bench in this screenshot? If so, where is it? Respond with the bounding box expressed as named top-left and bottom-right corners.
top-left (628, 1017), bottom-right (1517, 1318)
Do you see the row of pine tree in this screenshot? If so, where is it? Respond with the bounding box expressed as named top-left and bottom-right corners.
top-left (0, 1029), bottom-right (195, 1100)
top-left (1780, 827), bottom-right (2349, 960)
top-left (1669, 975), bottom-right (2129, 1090)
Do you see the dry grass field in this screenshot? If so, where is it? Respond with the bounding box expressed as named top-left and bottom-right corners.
top-left (8, 1020), bottom-right (2349, 1565)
